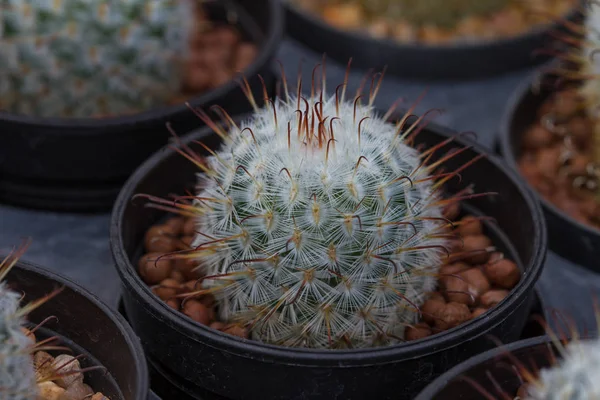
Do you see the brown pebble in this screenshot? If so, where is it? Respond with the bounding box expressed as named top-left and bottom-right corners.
top-left (456, 215), bottom-right (483, 236)
top-left (145, 235), bottom-right (177, 253)
top-left (183, 300), bottom-right (211, 325)
top-left (442, 202), bottom-right (460, 220)
top-left (213, 26), bottom-right (241, 47)
top-left (234, 43), bottom-right (258, 72)
top-left (210, 321), bottom-right (226, 330)
top-left (164, 217), bottom-right (186, 234)
top-left (170, 269), bottom-right (185, 283)
top-left (145, 224), bottom-right (177, 245)
top-left (91, 393), bottom-right (110, 400)
top-left (460, 268), bottom-right (491, 301)
top-left (566, 154), bottom-right (590, 176)
top-left (440, 275), bottom-right (472, 305)
top-left (421, 296), bottom-right (446, 325)
top-left (180, 235), bottom-right (194, 248)
top-left (152, 278), bottom-right (181, 301)
top-left (433, 302), bottom-right (471, 331)
top-left (440, 262), bottom-right (470, 276)
top-left (138, 253), bottom-right (173, 285)
top-left (405, 322), bottom-right (432, 341)
top-left (63, 382), bottom-right (94, 399)
top-left (183, 218), bottom-right (197, 235)
top-left (553, 90), bottom-right (580, 119)
top-left (480, 289), bottom-right (509, 308)
top-left (176, 258), bottom-right (201, 280)
top-left (224, 324), bottom-right (249, 338)
top-left (471, 308), bottom-right (487, 318)
top-left (462, 235), bottom-right (493, 264)
top-left (210, 69), bottom-right (234, 89)
top-left (535, 146), bottom-right (561, 179)
top-left (184, 64), bottom-right (210, 91)
top-left (484, 258), bottom-right (521, 289)
top-left (182, 280), bottom-right (199, 293)
top-left (166, 298), bottom-right (181, 310)
top-left (523, 125), bottom-right (553, 149)
top-left (567, 116), bottom-right (591, 146)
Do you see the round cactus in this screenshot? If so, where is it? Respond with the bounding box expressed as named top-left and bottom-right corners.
top-left (0, 247), bottom-right (38, 400)
top-left (0, 0), bottom-right (196, 118)
top-left (138, 64), bottom-right (484, 350)
top-left (522, 337), bottom-right (600, 399)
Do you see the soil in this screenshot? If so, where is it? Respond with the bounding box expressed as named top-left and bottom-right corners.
top-left (518, 87), bottom-right (600, 230)
top-left (137, 202), bottom-right (523, 345)
top-left (291, 0), bottom-right (576, 45)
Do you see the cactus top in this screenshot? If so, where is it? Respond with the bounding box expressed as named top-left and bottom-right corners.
top-left (525, 338), bottom-right (600, 399)
top-left (191, 92), bottom-right (449, 348)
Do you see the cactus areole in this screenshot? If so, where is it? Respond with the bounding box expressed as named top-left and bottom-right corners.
top-left (153, 65), bottom-right (478, 350)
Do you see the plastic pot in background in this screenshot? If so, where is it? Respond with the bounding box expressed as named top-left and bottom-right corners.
top-left (0, 0), bottom-right (283, 213)
top-left (5, 260), bottom-right (149, 400)
top-left (110, 112), bottom-right (547, 400)
top-left (499, 68), bottom-right (600, 272)
top-left (284, 1), bottom-right (581, 81)
top-left (414, 336), bottom-right (561, 399)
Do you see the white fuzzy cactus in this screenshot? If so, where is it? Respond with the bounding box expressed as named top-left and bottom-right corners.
top-left (523, 338), bottom-right (600, 399)
top-left (0, 0), bottom-right (196, 118)
top-left (0, 249), bottom-right (38, 400)
top-left (173, 71), bottom-right (454, 349)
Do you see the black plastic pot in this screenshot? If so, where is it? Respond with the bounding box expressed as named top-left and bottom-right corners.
top-left (4, 260), bottom-right (149, 400)
top-left (499, 68), bottom-right (600, 272)
top-left (0, 0), bottom-right (283, 213)
top-left (110, 111), bottom-right (547, 399)
top-left (115, 289), bottom-right (549, 400)
top-left (284, 1), bottom-right (581, 81)
top-left (415, 335), bottom-right (562, 399)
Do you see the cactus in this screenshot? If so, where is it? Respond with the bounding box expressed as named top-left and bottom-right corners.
top-left (0, 244), bottom-right (38, 399)
top-left (522, 337), bottom-right (600, 399)
top-left (0, 0), bottom-right (196, 118)
top-left (141, 61), bottom-right (488, 349)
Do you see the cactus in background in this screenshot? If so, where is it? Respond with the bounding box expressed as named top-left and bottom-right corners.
top-left (522, 337), bottom-right (600, 399)
top-left (139, 60), bottom-right (489, 349)
top-left (0, 0), bottom-right (196, 118)
top-left (0, 244), bottom-right (38, 399)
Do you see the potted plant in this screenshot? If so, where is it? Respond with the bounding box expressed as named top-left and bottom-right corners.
top-left (499, 1), bottom-right (600, 271)
top-left (0, 0), bottom-right (283, 212)
top-left (110, 61), bottom-right (547, 399)
top-left (284, 0), bottom-right (580, 80)
top-left (1, 240), bottom-right (149, 400)
top-left (415, 305), bottom-right (600, 399)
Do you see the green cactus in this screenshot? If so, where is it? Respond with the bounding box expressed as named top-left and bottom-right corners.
top-left (0, 245), bottom-right (38, 400)
top-left (140, 66), bottom-right (484, 350)
top-left (0, 0), bottom-right (196, 118)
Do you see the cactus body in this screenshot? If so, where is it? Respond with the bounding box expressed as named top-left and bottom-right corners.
top-left (0, 282), bottom-right (38, 400)
top-left (190, 93), bottom-right (449, 349)
top-left (0, 0), bottom-right (195, 118)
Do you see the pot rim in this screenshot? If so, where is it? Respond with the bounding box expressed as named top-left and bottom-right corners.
top-left (414, 335), bottom-right (552, 399)
top-left (284, 0), bottom-right (581, 51)
top-left (0, 0), bottom-right (284, 131)
top-left (9, 259), bottom-right (150, 400)
top-left (498, 63), bottom-right (600, 238)
top-left (110, 113), bottom-right (547, 365)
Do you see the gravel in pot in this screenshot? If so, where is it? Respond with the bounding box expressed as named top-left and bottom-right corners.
top-left (499, 1), bottom-right (600, 270)
top-left (110, 63), bottom-right (547, 399)
top-left (0, 0), bottom-right (283, 212)
top-left (284, 0), bottom-right (581, 80)
top-left (1, 241), bottom-right (149, 400)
